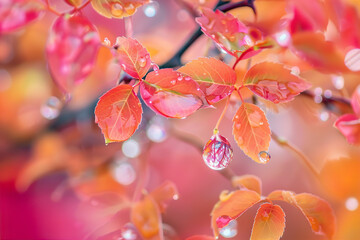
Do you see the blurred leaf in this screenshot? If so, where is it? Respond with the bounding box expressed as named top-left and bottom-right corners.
top-left (46, 13), bottom-right (100, 92)
top-left (250, 203), bottom-right (285, 240)
top-left (231, 175), bottom-right (262, 195)
top-left (232, 103), bottom-right (271, 163)
top-left (186, 235), bottom-right (214, 240)
top-left (113, 37), bottom-right (151, 79)
top-left (243, 62), bottom-right (311, 103)
top-left (140, 69), bottom-right (204, 118)
top-left (91, 0), bottom-right (150, 18)
top-left (351, 86), bottom-right (360, 117)
top-left (0, 0), bottom-right (43, 33)
top-left (95, 84), bottom-right (142, 143)
top-left (268, 191), bottom-right (336, 239)
top-left (150, 181), bottom-right (179, 213)
top-left (334, 114), bottom-right (360, 145)
top-left (211, 190), bottom-right (261, 238)
top-left (178, 57), bottom-right (236, 105)
top-left (64, 0), bottom-right (82, 7)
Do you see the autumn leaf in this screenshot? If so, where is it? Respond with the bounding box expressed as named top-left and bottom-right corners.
top-left (334, 114), bottom-right (360, 145)
top-left (150, 181), bottom-right (179, 213)
top-left (140, 68), bottom-right (205, 118)
top-left (0, 0), bottom-right (43, 33)
top-left (91, 0), bottom-right (150, 18)
top-left (95, 84), bottom-right (142, 144)
top-left (243, 62), bottom-right (311, 103)
top-left (250, 203), bottom-right (285, 240)
top-left (231, 175), bottom-right (262, 195)
top-left (64, 0), bottom-right (82, 7)
top-left (178, 57), bottom-right (236, 105)
top-left (268, 191), bottom-right (336, 239)
top-left (113, 37), bottom-right (151, 79)
top-left (211, 190), bottom-right (261, 238)
top-left (46, 13), bottom-right (100, 92)
top-left (196, 8), bottom-right (270, 59)
top-left (232, 103), bottom-right (271, 163)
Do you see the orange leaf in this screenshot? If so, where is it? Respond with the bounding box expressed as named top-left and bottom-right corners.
top-left (113, 37), bottom-right (151, 79)
top-left (243, 62), bottom-right (311, 103)
top-left (178, 57), bottom-right (236, 105)
top-left (211, 190), bottom-right (261, 238)
top-left (268, 191), bottom-right (336, 239)
top-left (250, 203), bottom-right (285, 240)
top-left (231, 175), bottom-right (262, 195)
top-left (232, 103), bottom-right (271, 163)
top-left (131, 195), bottom-right (163, 239)
top-left (95, 84), bottom-right (142, 143)
top-left (150, 181), bottom-right (179, 213)
top-left (91, 0), bottom-right (150, 19)
top-left (140, 69), bottom-right (205, 118)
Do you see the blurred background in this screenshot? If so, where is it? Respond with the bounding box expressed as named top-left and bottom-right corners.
top-left (1, 0), bottom-right (360, 239)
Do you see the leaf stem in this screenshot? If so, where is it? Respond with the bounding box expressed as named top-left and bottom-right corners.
top-left (214, 96), bottom-right (231, 134)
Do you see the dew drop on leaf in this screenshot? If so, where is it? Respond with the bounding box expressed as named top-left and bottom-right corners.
top-left (202, 134), bottom-right (233, 170)
top-left (40, 96), bottom-right (62, 120)
top-left (219, 219), bottom-right (238, 238)
top-left (216, 215), bottom-right (233, 229)
top-left (170, 80), bottom-right (176, 85)
top-left (139, 56), bottom-right (147, 68)
top-left (152, 62), bottom-right (159, 72)
top-left (258, 151), bottom-right (270, 164)
top-left (111, 3), bottom-right (124, 17)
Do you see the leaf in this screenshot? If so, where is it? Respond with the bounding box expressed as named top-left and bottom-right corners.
top-left (131, 195), bottom-right (163, 239)
top-left (291, 32), bottom-right (348, 73)
top-left (140, 68), bottom-right (205, 118)
top-left (196, 8), bottom-right (270, 59)
top-left (150, 181), bottom-right (179, 213)
top-left (95, 84), bottom-right (142, 144)
top-left (232, 103), bottom-right (271, 163)
top-left (250, 203), bottom-right (285, 240)
top-left (186, 235), bottom-right (214, 240)
top-left (91, 0), bottom-right (150, 19)
top-left (0, 0), bottom-right (43, 33)
top-left (113, 37), bottom-right (151, 79)
top-left (243, 62), bottom-right (311, 103)
top-left (46, 13), bottom-right (100, 92)
top-left (211, 190), bottom-right (261, 238)
top-left (268, 191), bottom-right (336, 239)
top-left (351, 85), bottom-right (360, 117)
top-left (231, 175), bottom-right (262, 195)
top-left (178, 57), bottom-right (236, 105)
top-left (64, 0), bottom-right (82, 7)
top-left (334, 114), bottom-right (360, 145)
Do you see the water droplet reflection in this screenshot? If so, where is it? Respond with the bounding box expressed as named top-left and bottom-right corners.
top-left (219, 219), bottom-right (238, 238)
top-left (203, 134), bottom-right (233, 170)
top-left (258, 151), bottom-right (270, 163)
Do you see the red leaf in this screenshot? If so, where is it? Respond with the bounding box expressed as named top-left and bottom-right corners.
top-left (351, 86), bottom-right (360, 117)
top-left (64, 0), bottom-right (82, 7)
top-left (250, 203), bottom-right (285, 240)
top-left (178, 57), bottom-right (236, 105)
top-left (291, 32), bottom-right (348, 73)
top-left (113, 37), bottom-right (151, 79)
top-left (334, 114), bottom-right (360, 145)
top-left (95, 84), bottom-right (142, 144)
top-left (186, 236), bottom-right (214, 240)
top-left (268, 191), bottom-right (336, 239)
top-left (211, 190), bottom-right (261, 238)
top-left (232, 103), bottom-right (271, 163)
top-left (231, 175), bottom-right (262, 195)
top-left (150, 181), bottom-right (179, 213)
top-left (243, 62), bottom-right (311, 103)
top-left (196, 8), bottom-right (269, 59)
top-left (0, 0), bottom-right (43, 33)
top-left (140, 69), bottom-right (205, 118)
top-left (91, 0), bottom-right (150, 19)
top-left (46, 13), bottom-right (100, 92)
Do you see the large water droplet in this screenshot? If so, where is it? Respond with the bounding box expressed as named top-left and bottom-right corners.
top-left (122, 139), bottom-right (141, 158)
top-left (111, 160), bottom-right (136, 185)
top-left (258, 151), bottom-right (270, 163)
top-left (203, 134), bottom-right (233, 170)
top-left (40, 96), bottom-right (62, 120)
top-left (219, 219), bottom-right (238, 238)
top-left (216, 215), bottom-right (232, 228)
top-left (345, 197), bottom-right (359, 211)
top-left (152, 62), bottom-right (159, 72)
top-left (111, 3), bottom-right (124, 17)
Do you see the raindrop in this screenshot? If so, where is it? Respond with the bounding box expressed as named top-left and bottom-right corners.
top-left (170, 80), bottom-right (176, 85)
top-left (216, 215), bottom-right (232, 228)
top-left (152, 62), bottom-right (159, 72)
top-left (258, 151), bottom-right (270, 163)
top-left (203, 134), bottom-right (233, 170)
top-left (40, 96), bottom-right (62, 120)
top-left (344, 48), bottom-right (360, 72)
top-left (139, 57), bottom-right (147, 68)
top-left (143, 1), bottom-right (159, 18)
top-left (345, 197), bottom-right (359, 211)
top-left (111, 3), bottom-right (124, 17)
top-left (219, 219), bottom-right (238, 238)
top-left (184, 76), bottom-right (191, 81)
top-left (331, 75), bottom-right (344, 90)
top-left (146, 117), bottom-right (167, 142)
top-left (122, 139), bottom-right (141, 158)
top-left (112, 160), bottom-right (136, 185)
top-left (290, 66), bottom-right (300, 76)
top-left (177, 75), bottom-right (183, 81)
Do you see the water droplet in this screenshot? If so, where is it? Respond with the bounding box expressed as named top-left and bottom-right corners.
top-left (216, 215), bottom-right (232, 228)
top-left (152, 62), bottom-right (159, 72)
top-left (146, 117), bottom-right (167, 142)
top-left (122, 139), bottom-right (141, 158)
top-left (40, 96), bottom-right (62, 120)
top-left (177, 75), bottom-right (183, 81)
top-left (203, 134), bottom-right (233, 170)
top-left (290, 66), bottom-right (300, 76)
top-left (103, 37), bottom-right (111, 46)
top-left (139, 56), bottom-right (147, 68)
top-left (219, 219), bottom-right (238, 238)
top-left (184, 76), bottom-right (191, 81)
top-left (124, 3), bottom-right (135, 15)
top-left (121, 64), bottom-right (127, 70)
top-left (111, 3), bottom-right (124, 17)
top-left (345, 48), bottom-right (360, 72)
top-left (258, 151), bottom-right (270, 163)
top-left (143, 1), bottom-right (159, 18)
top-left (170, 80), bottom-right (176, 85)
top-left (345, 197), bottom-right (359, 211)
top-left (112, 160), bottom-right (136, 185)
top-left (331, 75), bottom-right (344, 90)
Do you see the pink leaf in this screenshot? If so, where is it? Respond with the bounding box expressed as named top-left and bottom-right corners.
top-left (334, 114), bottom-right (360, 145)
top-left (351, 86), bottom-right (360, 117)
top-left (140, 69), bottom-right (205, 118)
top-left (46, 13), bottom-right (100, 92)
top-left (0, 0), bottom-right (43, 33)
